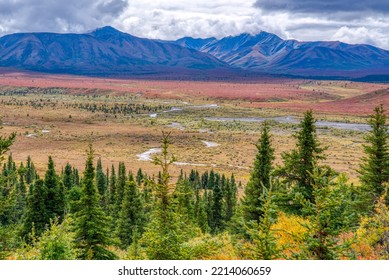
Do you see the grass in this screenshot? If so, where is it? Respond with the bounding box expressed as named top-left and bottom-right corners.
top-left (0, 76), bottom-right (378, 186)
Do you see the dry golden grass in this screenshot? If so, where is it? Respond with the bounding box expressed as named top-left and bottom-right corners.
top-left (0, 74), bottom-right (373, 185)
top-left (1, 103), bottom-right (364, 185)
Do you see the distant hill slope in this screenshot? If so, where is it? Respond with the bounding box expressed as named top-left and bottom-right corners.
top-left (0, 26), bottom-right (227, 75)
top-left (174, 32), bottom-right (389, 77)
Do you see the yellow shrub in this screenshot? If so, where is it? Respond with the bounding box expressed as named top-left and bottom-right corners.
top-left (271, 212), bottom-right (310, 258)
top-left (181, 233), bottom-right (239, 260)
top-left (354, 196), bottom-right (389, 259)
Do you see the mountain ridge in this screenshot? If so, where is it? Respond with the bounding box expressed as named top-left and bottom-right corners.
top-left (173, 32), bottom-right (389, 76)
top-left (0, 26), bottom-right (388, 79)
top-left (0, 26), bottom-right (228, 76)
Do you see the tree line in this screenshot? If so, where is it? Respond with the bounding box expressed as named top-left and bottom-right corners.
top-left (1, 98), bottom-right (168, 116)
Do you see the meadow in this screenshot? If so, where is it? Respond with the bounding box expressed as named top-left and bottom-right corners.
top-left (0, 72), bottom-right (387, 184)
top-left (1, 72), bottom-right (389, 260)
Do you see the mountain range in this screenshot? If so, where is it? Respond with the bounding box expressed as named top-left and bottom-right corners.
top-left (0, 26), bottom-right (388, 79)
top-left (174, 32), bottom-right (389, 78)
top-left (0, 26), bottom-right (226, 76)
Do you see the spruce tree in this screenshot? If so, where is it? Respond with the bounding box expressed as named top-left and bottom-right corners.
top-left (17, 163), bottom-right (27, 195)
top-left (224, 174), bottom-right (237, 223)
top-left (21, 179), bottom-right (49, 240)
top-left (44, 156), bottom-right (64, 221)
top-left (96, 157), bottom-right (108, 210)
top-left (96, 157), bottom-right (107, 197)
top-left (359, 105), bottom-right (389, 203)
top-left (174, 179), bottom-right (195, 222)
top-left (128, 171), bottom-right (135, 183)
top-left (205, 188), bottom-right (214, 231)
top-left (136, 168), bottom-right (143, 186)
top-left (141, 178), bottom-right (153, 222)
top-left (189, 169), bottom-right (200, 186)
top-left (299, 168), bottom-right (352, 260)
top-left (106, 168), bottom-right (109, 192)
top-left (211, 176), bottom-right (224, 233)
top-left (208, 170), bottom-right (215, 190)
top-left (0, 126), bottom-right (16, 164)
top-left (72, 168), bottom-right (80, 186)
top-left (65, 167), bottom-right (80, 215)
top-left (116, 181), bottom-right (145, 248)
top-left (277, 110), bottom-right (326, 202)
top-left (243, 121), bottom-right (274, 223)
top-left (0, 126), bottom-right (16, 226)
top-left (247, 182), bottom-right (279, 260)
top-left (0, 163), bottom-right (16, 226)
top-left (114, 162), bottom-right (126, 219)
top-left (3, 154), bottom-right (17, 187)
top-left (141, 132), bottom-right (186, 259)
top-left (66, 184), bottom-right (82, 214)
top-left (25, 156), bottom-right (36, 185)
top-left (178, 169), bottom-right (185, 183)
top-left (73, 145), bottom-right (116, 260)
top-left (201, 171), bottom-right (208, 189)
top-left (63, 163), bottom-right (73, 191)
top-left (15, 163), bottom-right (27, 220)
top-left (57, 181), bottom-right (65, 216)
top-left (196, 194), bottom-right (210, 233)
top-left (108, 164), bottom-right (117, 216)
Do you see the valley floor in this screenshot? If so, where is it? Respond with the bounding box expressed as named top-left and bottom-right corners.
top-left (0, 72), bottom-right (387, 184)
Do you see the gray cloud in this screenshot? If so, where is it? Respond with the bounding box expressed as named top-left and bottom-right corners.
top-left (113, 1), bottom-right (263, 40)
top-left (252, 1), bottom-right (389, 49)
top-left (97, 0), bottom-right (128, 16)
top-left (0, 0), bottom-right (388, 50)
top-left (254, 0), bottom-right (389, 14)
top-left (0, 0), bottom-right (128, 34)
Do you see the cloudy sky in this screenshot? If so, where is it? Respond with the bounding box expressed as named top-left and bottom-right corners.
top-left (0, 0), bottom-right (388, 49)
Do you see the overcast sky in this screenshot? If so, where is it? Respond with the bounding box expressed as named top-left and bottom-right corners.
top-left (0, 0), bottom-right (388, 49)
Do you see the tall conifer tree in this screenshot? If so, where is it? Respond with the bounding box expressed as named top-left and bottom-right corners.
top-left (25, 156), bottom-right (36, 185)
top-left (136, 168), bottom-right (143, 186)
top-left (277, 110), bottom-right (325, 202)
top-left (359, 105), bottom-right (389, 202)
top-left (21, 179), bottom-right (48, 241)
top-left (116, 181), bottom-right (145, 248)
top-left (15, 163), bottom-right (27, 220)
top-left (243, 121), bottom-right (274, 223)
top-left (63, 163), bottom-right (73, 191)
top-left (211, 177), bottom-right (224, 233)
top-left (44, 156), bottom-right (64, 221)
top-left (108, 164), bottom-right (117, 215)
top-left (96, 158), bottom-right (107, 197)
top-left (96, 157), bottom-right (108, 210)
top-left (0, 124), bottom-right (15, 164)
top-left (114, 162), bottom-right (126, 218)
top-left (224, 174), bottom-right (237, 223)
top-left (141, 132), bottom-right (186, 259)
top-left (73, 145), bottom-right (116, 259)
